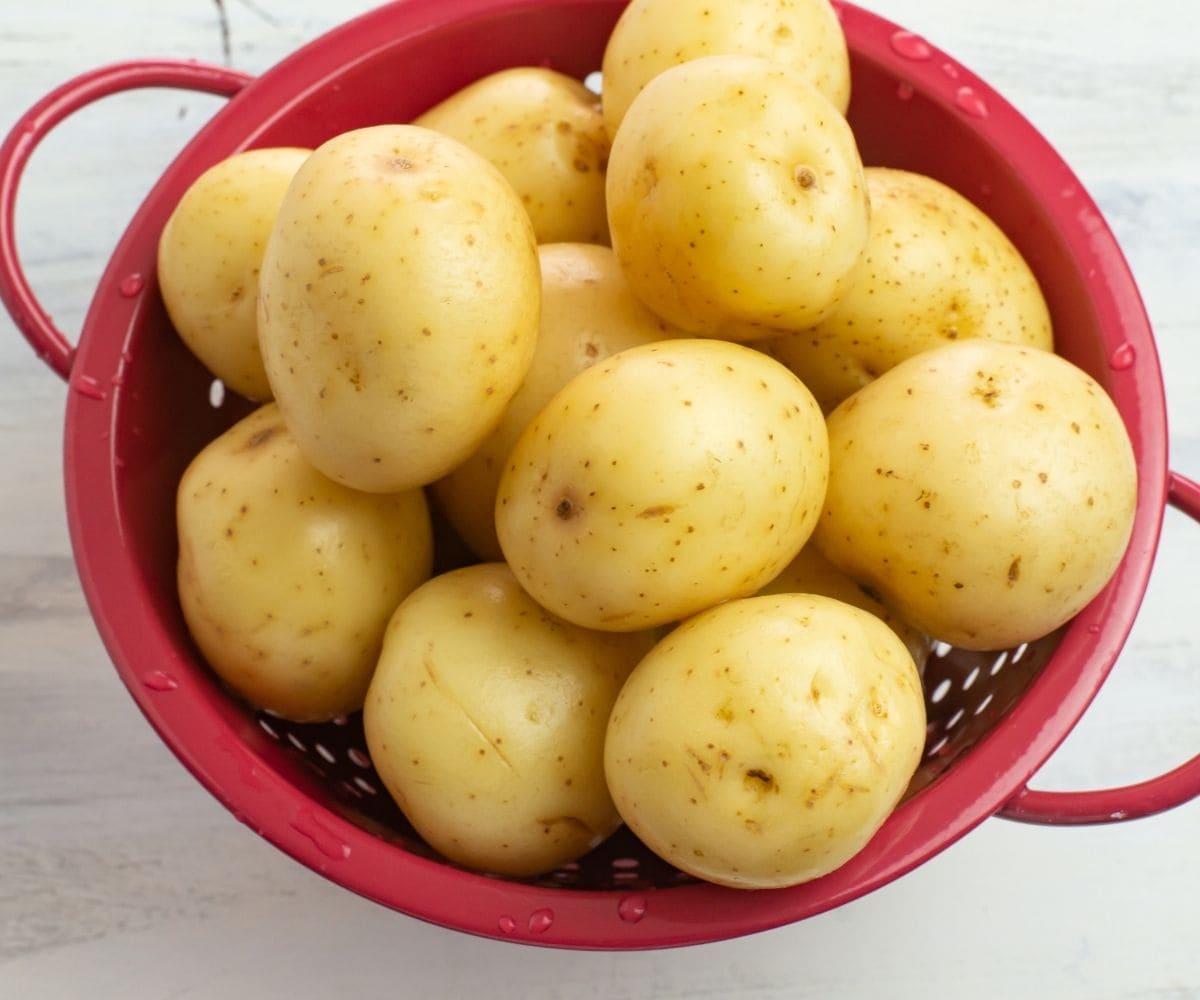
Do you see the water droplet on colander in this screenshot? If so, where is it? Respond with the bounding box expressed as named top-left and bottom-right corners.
top-left (72, 374), bottom-right (106, 400)
top-left (118, 273), bottom-right (144, 297)
top-left (889, 30), bottom-right (932, 60)
top-left (290, 808), bottom-right (351, 861)
top-left (618, 895), bottom-right (648, 923)
top-left (528, 908), bottom-right (555, 933)
top-left (954, 86), bottom-right (989, 118)
top-left (1086, 622), bottom-right (1102, 635)
top-left (1109, 342), bottom-right (1136, 371)
top-left (896, 81), bottom-right (915, 101)
top-left (216, 731), bottom-right (268, 790)
top-left (497, 915), bottom-right (517, 934)
top-left (941, 62), bottom-right (960, 80)
top-left (143, 670), bottom-right (178, 691)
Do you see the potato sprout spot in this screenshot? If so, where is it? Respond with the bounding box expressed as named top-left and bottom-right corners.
top-left (793, 165), bottom-right (818, 190)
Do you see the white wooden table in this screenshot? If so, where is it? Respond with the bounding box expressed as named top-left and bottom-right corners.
top-left (2, 2), bottom-right (1197, 997)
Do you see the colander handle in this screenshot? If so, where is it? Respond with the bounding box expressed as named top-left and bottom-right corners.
top-left (999, 469), bottom-right (1200, 825)
top-left (0, 59), bottom-right (253, 380)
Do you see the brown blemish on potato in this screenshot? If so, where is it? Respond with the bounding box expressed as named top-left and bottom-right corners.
top-left (536, 815), bottom-right (594, 838)
top-left (555, 495), bottom-right (580, 520)
top-left (1008, 557), bottom-right (1021, 585)
top-left (743, 768), bottom-right (778, 799)
top-left (637, 504), bottom-right (677, 518)
top-left (793, 165), bottom-right (818, 190)
top-left (242, 424), bottom-right (283, 450)
top-left (971, 371), bottom-right (1001, 406)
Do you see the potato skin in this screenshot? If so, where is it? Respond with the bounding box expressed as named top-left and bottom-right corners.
top-left (606, 54), bottom-right (869, 341)
top-left (766, 167), bottom-right (1055, 412)
top-left (814, 340), bottom-right (1138, 650)
top-left (601, 0), bottom-right (850, 137)
top-left (432, 243), bottom-right (681, 561)
top-left (257, 124), bottom-right (540, 493)
top-left (363, 563), bottom-right (654, 877)
top-left (758, 542), bottom-right (930, 672)
top-left (176, 404), bottom-right (434, 721)
top-left (157, 147), bottom-right (311, 400)
top-left (415, 67), bottom-right (611, 245)
top-left (495, 339), bottom-right (829, 631)
top-left (604, 593), bottom-right (926, 889)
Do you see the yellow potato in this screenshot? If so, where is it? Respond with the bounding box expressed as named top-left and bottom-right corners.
top-left (415, 67), bottom-right (611, 245)
top-left (604, 593), bottom-right (926, 889)
top-left (766, 167), bottom-right (1055, 411)
top-left (257, 124), bottom-right (540, 493)
top-left (495, 339), bottom-right (829, 631)
top-left (814, 340), bottom-right (1137, 650)
top-left (601, 0), bottom-right (850, 137)
top-left (606, 54), bottom-right (869, 342)
top-left (176, 404), bottom-right (433, 722)
top-left (432, 242), bottom-right (682, 560)
top-left (363, 563), bottom-right (654, 877)
top-left (157, 147), bottom-right (311, 400)
top-left (758, 542), bottom-right (930, 672)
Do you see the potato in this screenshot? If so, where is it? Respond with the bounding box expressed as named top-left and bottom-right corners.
top-left (606, 54), bottom-right (869, 342)
top-left (432, 243), bottom-right (682, 560)
top-left (814, 339), bottom-right (1137, 651)
top-left (157, 147), bottom-right (311, 400)
top-left (257, 124), bottom-right (540, 493)
top-left (414, 67), bottom-right (611, 245)
top-left (600, 0), bottom-right (850, 137)
top-left (604, 593), bottom-right (926, 889)
top-left (176, 404), bottom-right (434, 721)
top-left (495, 339), bottom-right (828, 631)
top-left (765, 167), bottom-right (1055, 412)
top-left (758, 542), bottom-right (930, 672)
top-left (363, 563), bottom-right (654, 877)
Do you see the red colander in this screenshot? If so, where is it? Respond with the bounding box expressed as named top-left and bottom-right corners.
top-left (1, 0), bottom-right (1198, 950)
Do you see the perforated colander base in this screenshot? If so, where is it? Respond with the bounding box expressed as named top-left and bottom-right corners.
top-left (247, 630), bottom-right (1060, 891)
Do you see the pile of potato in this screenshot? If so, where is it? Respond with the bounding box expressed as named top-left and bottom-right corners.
top-left (160, 0), bottom-right (1137, 890)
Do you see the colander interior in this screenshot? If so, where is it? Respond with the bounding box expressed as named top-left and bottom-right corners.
top-left (71, 0), bottom-right (1159, 930)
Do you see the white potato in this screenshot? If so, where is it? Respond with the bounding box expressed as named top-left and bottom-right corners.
top-left (495, 339), bottom-right (828, 631)
top-left (157, 147), bottom-right (311, 400)
top-left (758, 542), bottom-right (930, 672)
top-left (257, 124), bottom-right (540, 493)
top-left (605, 593), bottom-right (926, 889)
top-left (432, 242), bottom-right (681, 560)
top-left (814, 339), bottom-right (1138, 650)
top-left (176, 404), bottom-right (434, 721)
top-left (363, 563), bottom-right (654, 877)
top-left (601, 0), bottom-right (850, 137)
top-left (415, 67), bottom-right (611, 245)
top-left (606, 54), bottom-right (869, 341)
top-left (766, 167), bottom-right (1055, 411)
